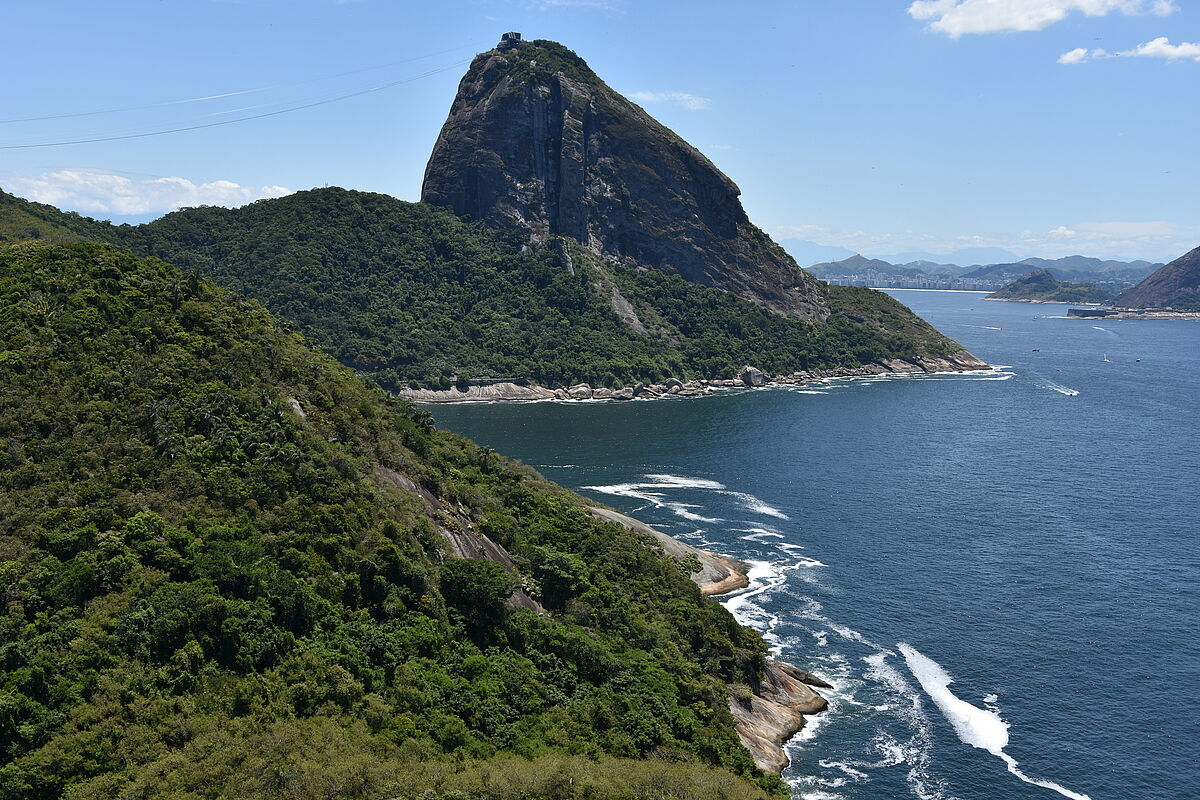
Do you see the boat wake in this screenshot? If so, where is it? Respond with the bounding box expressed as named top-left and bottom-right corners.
top-left (582, 470), bottom-right (1092, 800)
top-left (899, 644), bottom-right (1093, 800)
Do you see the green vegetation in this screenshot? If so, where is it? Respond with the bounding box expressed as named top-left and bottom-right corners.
top-left (0, 241), bottom-right (781, 799)
top-left (0, 189), bottom-right (118, 245)
top-left (93, 188), bottom-right (958, 390)
top-left (484, 39), bottom-right (600, 87)
top-left (987, 269), bottom-right (1114, 304)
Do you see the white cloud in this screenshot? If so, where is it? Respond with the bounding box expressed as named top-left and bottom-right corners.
top-left (528, 0), bottom-right (622, 10)
top-left (909, 0), bottom-right (1176, 37)
top-left (768, 220), bottom-right (1195, 261)
top-left (1120, 36), bottom-right (1200, 60)
top-left (3, 168), bottom-right (291, 216)
top-left (1058, 47), bottom-right (1094, 64)
top-left (627, 91), bottom-right (712, 110)
top-left (1060, 36), bottom-right (1200, 63)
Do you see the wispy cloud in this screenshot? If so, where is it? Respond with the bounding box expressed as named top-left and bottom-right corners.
top-left (3, 168), bottom-right (291, 216)
top-left (527, 0), bottom-right (623, 11)
top-left (768, 220), bottom-right (1195, 261)
top-left (1060, 36), bottom-right (1200, 63)
top-left (627, 91), bottom-right (712, 110)
top-left (909, 0), bottom-right (1176, 38)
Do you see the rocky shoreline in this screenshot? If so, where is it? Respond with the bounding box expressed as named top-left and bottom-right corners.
top-left (397, 350), bottom-right (991, 403)
top-left (590, 504), bottom-right (830, 774)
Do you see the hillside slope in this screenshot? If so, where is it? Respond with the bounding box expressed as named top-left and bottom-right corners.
top-left (986, 269), bottom-right (1113, 304)
top-left (0, 241), bottom-right (796, 799)
top-left (0, 189), bottom-right (118, 244)
top-left (1114, 246), bottom-right (1200, 309)
top-left (0, 187), bottom-right (975, 391)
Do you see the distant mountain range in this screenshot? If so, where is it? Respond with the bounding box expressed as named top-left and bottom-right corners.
top-left (806, 253), bottom-right (1162, 291)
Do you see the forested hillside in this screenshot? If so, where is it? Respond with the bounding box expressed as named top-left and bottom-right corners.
top-left (0, 241), bottom-right (784, 799)
top-left (110, 188), bottom-right (965, 390)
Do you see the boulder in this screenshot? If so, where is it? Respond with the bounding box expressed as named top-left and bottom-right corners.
top-left (739, 365), bottom-right (767, 387)
top-left (567, 383), bottom-right (593, 399)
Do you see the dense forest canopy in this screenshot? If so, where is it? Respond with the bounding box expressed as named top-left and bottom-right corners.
top-left (0, 187), bottom-right (964, 391)
top-left (0, 241), bottom-right (785, 799)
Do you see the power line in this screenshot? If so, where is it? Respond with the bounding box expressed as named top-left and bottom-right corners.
top-left (0, 44), bottom-right (480, 125)
top-left (0, 60), bottom-right (471, 150)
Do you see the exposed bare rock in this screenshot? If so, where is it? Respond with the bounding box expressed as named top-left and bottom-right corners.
top-left (372, 466), bottom-right (543, 612)
top-left (421, 38), bottom-right (829, 320)
top-left (730, 659), bottom-right (829, 774)
top-left (285, 397), bottom-right (307, 418)
top-left (738, 365), bottom-right (767, 387)
top-left (395, 382), bottom-right (557, 403)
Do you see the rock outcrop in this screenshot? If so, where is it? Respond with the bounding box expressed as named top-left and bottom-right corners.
top-left (422, 37), bottom-right (828, 320)
top-left (730, 659), bottom-right (830, 774)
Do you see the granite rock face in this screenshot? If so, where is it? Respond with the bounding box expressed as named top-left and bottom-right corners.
top-left (729, 659), bottom-right (829, 774)
top-left (422, 38), bottom-right (829, 320)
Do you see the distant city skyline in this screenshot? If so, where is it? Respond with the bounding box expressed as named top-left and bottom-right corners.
top-left (2, 1), bottom-right (1196, 262)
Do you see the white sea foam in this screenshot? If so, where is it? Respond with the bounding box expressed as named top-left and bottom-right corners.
top-left (724, 490), bottom-right (790, 519)
top-left (663, 502), bottom-right (724, 523)
top-left (721, 560), bottom-right (781, 617)
top-left (819, 760), bottom-right (870, 782)
top-left (643, 473), bottom-right (726, 489)
top-left (740, 530), bottom-right (784, 542)
top-left (899, 643), bottom-right (1093, 800)
top-left (863, 652), bottom-right (950, 800)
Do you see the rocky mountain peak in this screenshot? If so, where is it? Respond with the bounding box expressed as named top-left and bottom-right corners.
top-left (421, 38), bottom-right (829, 321)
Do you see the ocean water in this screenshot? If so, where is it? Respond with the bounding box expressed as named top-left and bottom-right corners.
top-left (430, 290), bottom-right (1200, 800)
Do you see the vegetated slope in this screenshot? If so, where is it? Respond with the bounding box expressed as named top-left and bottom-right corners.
top-left (0, 241), bottom-right (785, 800)
top-left (986, 269), bottom-right (1113, 303)
top-left (1114, 245), bottom-right (1200, 310)
top-left (806, 255), bottom-right (930, 279)
top-left (109, 188), bottom-right (973, 390)
top-left (0, 189), bottom-right (119, 244)
top-left (422, 38), bottom-right (826, 320)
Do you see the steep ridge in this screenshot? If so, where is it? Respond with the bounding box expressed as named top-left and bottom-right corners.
top-left (421, 37), bottom-right (827, 320)
top-left (1114, 245), bottom-right (1200, 309)
top-left (0, 241), bottom-right (812, 798)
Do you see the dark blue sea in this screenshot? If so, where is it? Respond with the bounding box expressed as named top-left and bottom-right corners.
top-left (430, 290), bottom-right (1200, 800)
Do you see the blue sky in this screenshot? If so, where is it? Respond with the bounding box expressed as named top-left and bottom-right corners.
top-left (2, 0), bottom-right (1197, 263)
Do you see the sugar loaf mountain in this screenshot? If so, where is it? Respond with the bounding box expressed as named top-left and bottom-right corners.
top-left (1, 35), bottom-right (985, 400)
top-left (0, 36), bottom-right (984, 800)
